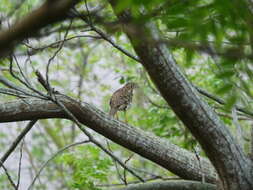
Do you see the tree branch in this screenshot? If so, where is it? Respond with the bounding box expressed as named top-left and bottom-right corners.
top-left (0, 120), bottom-right (37, 168)
top-left (0, 95), bottom-right (216, 183)
top-left (0, 0), bottom-right (80, 57)
top-left (111, 180), bottom-right (216, 190)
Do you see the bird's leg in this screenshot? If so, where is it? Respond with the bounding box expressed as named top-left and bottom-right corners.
top-left (124, 111), bottom-right (128, 124)
top-left (116, 112), bottom-right (119, 120)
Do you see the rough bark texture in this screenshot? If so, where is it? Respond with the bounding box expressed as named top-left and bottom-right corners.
top-left (107, 1), bottom-right (253, 189)
top-left (112, 180), bottom-right (216, 190)
top-left (0, 0), bottom-right (79, 57)
top-left (0, 96), bottom-right (216, 183)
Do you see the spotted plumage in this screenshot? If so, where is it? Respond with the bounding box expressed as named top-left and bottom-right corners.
top-left (109, 82), bottom-right (138, 117)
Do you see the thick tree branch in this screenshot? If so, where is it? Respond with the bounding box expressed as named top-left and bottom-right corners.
top-left (0, 96), bottom-right (216, 183)
top-left (107, 1), bottom-right (253, 189)
top-left (0, 0), bottom-right (80, 57)
top-left (111, 180), bottom-right (216, 190)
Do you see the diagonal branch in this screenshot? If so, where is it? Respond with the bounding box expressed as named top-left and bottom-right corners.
top-left (0, 120), bottom-right (37, 168)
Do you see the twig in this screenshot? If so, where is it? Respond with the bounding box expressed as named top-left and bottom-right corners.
top-left (96, 176), bottom-right (181, 187)
top-left (0, 75), bottom-right (40, 98)
top-left (123, 153), bottom-right (134, 185)
top-left (45, 19), bottom-right (73, 93)
top-left (0, 160), bottom-right (18, 190)
top-left (35, 70), bottom-right (50, 92)
top-left (195, 86), bottom-right (253, 118)
top-left (145, 95), bottom-right (169, 109)
top-left (0, 88), bottom-right (27, 98)
top-left (23, 141), bottom-right (43, 186)
top-left (106, 140), bottom-right (125, 184)
top-left (217, 112), bottom-right (251, 121)
top-left (72, 8), bottom-right (140, 63)
top-left (16, 140), bottom-right (24, 189)
top-left (13, 54), bottom-right (32, 86)
top-left (8, 56), bottom-right (48, 99)
top-left (23, 35), bottom-right (101, 52)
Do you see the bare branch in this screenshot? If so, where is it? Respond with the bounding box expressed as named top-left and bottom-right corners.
top-left (16, 140), bottom-right (24, 189)
top-left (0, 161), bottom-right (18, 190)
top-left (0, 120), bottom-right (37, 168)
top-left (71, 8), bottom-right (140, 63)
top-left (195, 86), bottom-right (253, 118)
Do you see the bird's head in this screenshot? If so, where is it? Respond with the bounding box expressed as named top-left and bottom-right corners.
top-left (125, 82), bottom-right (138, 90)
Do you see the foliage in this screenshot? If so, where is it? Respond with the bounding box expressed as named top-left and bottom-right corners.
top-left (57, 145), bottom-right (112, 190)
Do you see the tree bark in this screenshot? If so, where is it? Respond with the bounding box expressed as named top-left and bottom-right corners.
top-left (0, 96), bottom-right (216, 183)
top-left (111, 180), bottom-right (216, 190)
top-left (107, 1), bottom-right (253, 189)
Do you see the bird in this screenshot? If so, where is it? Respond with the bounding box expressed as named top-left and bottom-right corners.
top-left (109, 82), bottom-right (138, 119)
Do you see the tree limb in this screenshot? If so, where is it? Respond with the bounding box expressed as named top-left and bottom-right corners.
top-left (111, 180), bottom-right (216, 190)
top-left (0, 0), bottom-right (80, 57)
top-left (0, 95), bottom-right (216, 183)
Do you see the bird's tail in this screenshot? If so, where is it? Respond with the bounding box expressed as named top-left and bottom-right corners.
top-left (109, 108), bottom-right (117, 117)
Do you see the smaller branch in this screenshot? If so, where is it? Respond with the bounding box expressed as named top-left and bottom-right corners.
top-left (195, 86), bottom-right (253, 118)
top-left (23, 34), bottom-right (101, 53)
top-left (163, 38), bottom-right (252, 60)
top-left (217, 112), bottom-right (251, 121)
top-left (130, 167), bottom-right (167, 179)
top-left (16, 140), bottom-right (24, 189)
top-left (123, 154), bottom-right (134, 184)
top-left (0, 66), bottom-right (18, 72)
top-left (23, 141), bottom-right (43, 186)
top-left (106, 140), bottom-right (126, 184)
top-left (97, 176), bottom-right (181, 187)
top-left (8, 57), bottom-right (48, 99)
top-left (0, 160), bottom-right (18, 190)
top-left (35, 70), bottom-right (50, 92)
top-left (145, 96), bottom-right (169, 109)
top-left (72, 8), bottom-right (140, 63)
top-left (0, 120), bottom-right (37, 167)
top-left (45, 19), bottom-right (73, 97)
top-left (13, 54), bottom-right (31, 86)
top-left (0, 88), bottom-right (27, 98)
top-left (232, 107), bottom-right (243, 148)
top-left (0, 75), bottom-right (35, 97)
